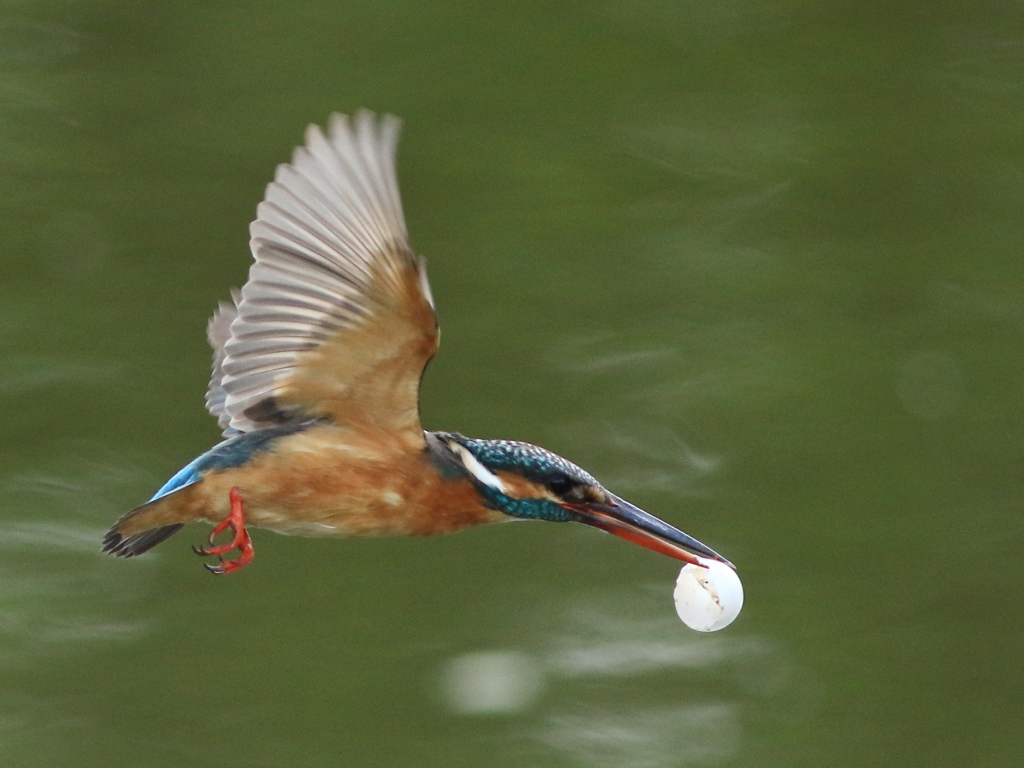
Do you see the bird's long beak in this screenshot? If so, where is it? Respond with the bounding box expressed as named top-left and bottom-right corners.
top-left (567, 493), bottom-right (734, 568)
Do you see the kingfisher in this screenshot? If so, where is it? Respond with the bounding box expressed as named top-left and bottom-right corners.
top-left (103, 111), bottom-right (733, 575)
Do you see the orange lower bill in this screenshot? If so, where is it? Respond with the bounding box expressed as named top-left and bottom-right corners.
top-left (567, 493), bottom-right (733, 568)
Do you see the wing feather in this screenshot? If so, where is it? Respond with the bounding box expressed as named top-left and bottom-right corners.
top-left (205, 292), bottom-right (241, 436)
top-left (214, 111), bottom-right (438, 440)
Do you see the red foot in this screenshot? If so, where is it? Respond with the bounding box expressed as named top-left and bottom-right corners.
top-left (193, 487), bottom-right (254, 574)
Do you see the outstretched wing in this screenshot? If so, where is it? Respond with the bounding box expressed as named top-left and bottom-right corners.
top-left (212, 111), bottom-right (438, 444)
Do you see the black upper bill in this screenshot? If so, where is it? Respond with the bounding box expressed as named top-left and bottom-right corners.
top-left (569, 493), bottom-right (734, 568)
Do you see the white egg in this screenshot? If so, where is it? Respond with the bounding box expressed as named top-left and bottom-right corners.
top-left (673, 557), bottom-right (743, 632)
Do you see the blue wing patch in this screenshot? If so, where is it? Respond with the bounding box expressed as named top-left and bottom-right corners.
top-left (148, 455), bottom-right (205, 502)
top-left (149, 421), bottom-right (317, 502)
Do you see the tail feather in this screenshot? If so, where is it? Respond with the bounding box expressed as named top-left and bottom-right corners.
top-left (103, 523), bottom-right (184, 558)
top-left (103, 485), bottom-right (200, 558)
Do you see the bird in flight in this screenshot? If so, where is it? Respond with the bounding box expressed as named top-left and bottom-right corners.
top-left (103, 112), bottom-right (731, 575)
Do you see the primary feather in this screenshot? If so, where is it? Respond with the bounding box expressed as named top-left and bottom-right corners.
top-left (205, 290), bottom-right (241, 436)
top-left (215, 111), bottom-right (438, 441)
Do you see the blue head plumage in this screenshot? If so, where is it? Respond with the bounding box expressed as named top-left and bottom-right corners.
top-left (430, 433), bottom-right (604, 521)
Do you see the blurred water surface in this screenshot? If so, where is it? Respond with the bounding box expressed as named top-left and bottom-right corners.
top-left (1, 2), bottom-right (1022, 767)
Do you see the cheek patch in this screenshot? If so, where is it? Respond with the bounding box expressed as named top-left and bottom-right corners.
top-left (449, 442), bottom-right (507, 494)
top-left (493, 473), bottom-right (555, 503)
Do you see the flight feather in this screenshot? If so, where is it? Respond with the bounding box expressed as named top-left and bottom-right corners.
top-left (213, 111), bottom-right (438, 440)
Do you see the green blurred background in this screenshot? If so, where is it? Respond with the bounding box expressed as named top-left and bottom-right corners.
top-left (1, 1), bottom-right (1022, 766)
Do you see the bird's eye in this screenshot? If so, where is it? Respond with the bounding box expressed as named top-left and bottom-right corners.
top-left (547, 474), bottom-right (573, 497)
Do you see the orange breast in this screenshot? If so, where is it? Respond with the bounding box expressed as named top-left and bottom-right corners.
top-left (189, 425), bottom-right (506, 538)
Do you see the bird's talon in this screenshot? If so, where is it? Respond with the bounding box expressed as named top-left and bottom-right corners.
top-left (208, 522), bottom-right (228, 544)
top-left (192, 487), bottom-right (254, 574)
top-left (196, 539), bottom-right (237, 557)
